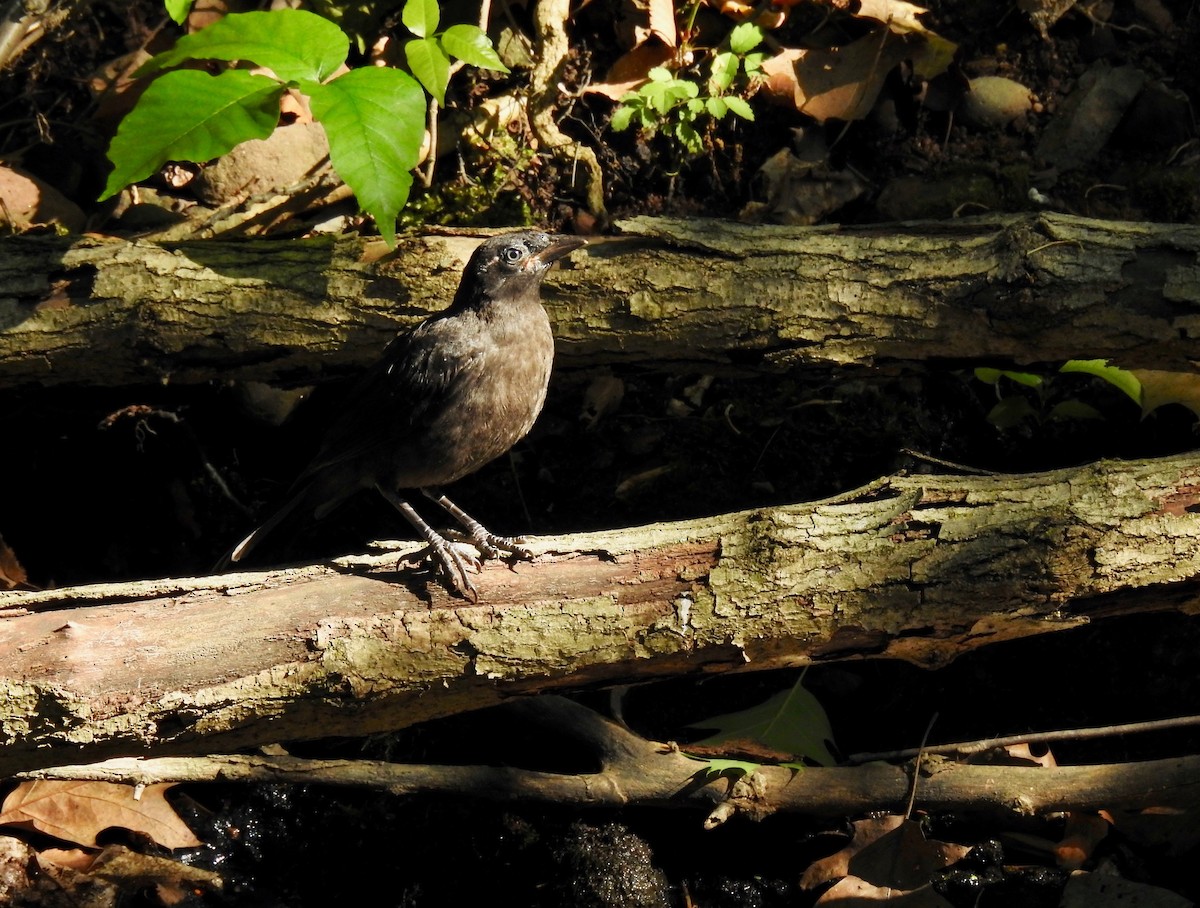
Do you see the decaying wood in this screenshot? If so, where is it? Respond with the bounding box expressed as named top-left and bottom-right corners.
top-left (19, 697), bottom-right (1200, 820)
top-left (2, 212), bottom-right (1200, 389)
top-left (2, 451), bottom-right (1199, 776)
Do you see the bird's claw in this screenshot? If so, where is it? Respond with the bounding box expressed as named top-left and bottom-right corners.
top-left (400, 539), bottom-right (480, 601)
top-left (446, 529), bottom-right (533, 562)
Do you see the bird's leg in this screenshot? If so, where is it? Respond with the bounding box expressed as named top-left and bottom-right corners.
top-left (422, 488), bottom-right (533, 561)
top-left (375, 485), bottom-right (477, 600)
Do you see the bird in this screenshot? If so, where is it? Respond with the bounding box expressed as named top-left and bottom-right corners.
top-left (219, 230), bottom-right (587, 598)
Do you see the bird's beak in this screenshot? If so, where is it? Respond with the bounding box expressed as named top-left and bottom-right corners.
top-left (531, 235), bottom-right (587, 269)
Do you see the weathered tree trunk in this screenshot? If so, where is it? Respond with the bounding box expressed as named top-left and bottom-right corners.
top-left (2, 213), bottom-right (1199, 389)
top-left (2, 452), bottom-right (1198, 775)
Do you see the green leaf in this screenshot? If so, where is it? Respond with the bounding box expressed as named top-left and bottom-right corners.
top-left (688, 678), bottom-right (837, 766)
top-left (139, 9), bottom-right (348, 83)
top-left (675, 120), bottom-right (702, 154)
top-left (1048, 400), bottom-right (1104, 421)
top-left (101, 69), bottom-right (282, 200)
top-left (986, 395), bottom-right (1038, 429)
top-left (709, 52), bottom-right (738, 92)
top-left (1060, 359), bottom-right (1142, 405)
top-left (686, 757), bottom-right (761, 780)
top-left (642, 80), bottom-right (680, 113)
top-left (405, 36), bottom-right (451, 104)
top-left (705, 96), bottom-right (728, 118)
top-left (648, 66), bottom-right (673, 82)
top-left (724, 95), bottom-right (754, 120)
top-left (742, 51), bottom-right (766, 75)
top-left (304, 67), bottom-right (426, 247)
top-left (440, 24), bottom-right (510, 72)
top-left (729, 21), bottom-right (764, 54)
top-left (974, 367), bottom-right (1043, 388)
top-left (165, 0), bottom-right (193, 25)
top-left (610, 104), bottom-right (637, 131)
top-left (402, 0), bottom-right (439, 38)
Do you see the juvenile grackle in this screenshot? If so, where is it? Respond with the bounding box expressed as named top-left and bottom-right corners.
top-left (220, 231), bottom-right (586, 598)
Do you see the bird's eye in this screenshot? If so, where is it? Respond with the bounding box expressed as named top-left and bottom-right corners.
top-left (502, 245), bottom-right (526, 264)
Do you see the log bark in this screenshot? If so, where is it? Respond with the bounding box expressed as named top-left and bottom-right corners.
top-left (2, 213), bottom-right (1200, 389)
top-left (1, 451), bottom-right (1198, 776)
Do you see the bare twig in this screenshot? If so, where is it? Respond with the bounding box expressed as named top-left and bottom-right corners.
top-left (847, 714), bottom-right (1200, 765)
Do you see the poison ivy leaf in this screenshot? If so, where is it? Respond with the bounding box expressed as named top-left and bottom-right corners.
top-left (688, 678), bottom-right (836, 766)
top-left (165, 0), bottom-right (193, 25)
top-left (1060, 359), bottom-right (1142, 405)
top-left (304, 67), bottom-right (425, 247)
top-left (440, 24), bottom-right (510, 72)
top-left (724, 95), bottom-right (754, 120)
top-left (402, 0), bottom-right (440, 38)
top-left (139, 9), bottom-right (348, 83)
top-left (729, 22), bottom-right (764, 54)
top-left (405, 36), bottom-right (451, 103)
top-left (101, 69), bottom-right (283, 200)
top-left (974, 367), bottom-right (1043, 388)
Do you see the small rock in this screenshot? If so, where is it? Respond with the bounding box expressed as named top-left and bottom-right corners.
top-left (959, 76), bottom-right (1034, 130)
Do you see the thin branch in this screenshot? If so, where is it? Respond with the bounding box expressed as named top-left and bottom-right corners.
top-left (846, 714), bottom-right (1200, 764)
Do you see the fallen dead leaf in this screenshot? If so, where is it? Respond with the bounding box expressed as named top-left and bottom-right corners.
top-left (0, 534), bottom-right (28, 590)
top-left (1133, 370), bottom-right (1200, 419)
top-left (586, 40), bottom-right (676, 100)
top-left (760, 30), bottom-right (919, 122)
top-left (815, 875), bottom-right (954, 906)
top-left (0, 781), bottom-right (201, 850)
top-left (1056, 811), bottom-right (1113, 870)
top-left (801, 816), bottom-right (970, 891)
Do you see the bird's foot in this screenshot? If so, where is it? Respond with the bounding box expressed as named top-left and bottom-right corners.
top-left (401, 538), bottom-right (480, 601)
top-left (447, 528), bottom-right (533, 562)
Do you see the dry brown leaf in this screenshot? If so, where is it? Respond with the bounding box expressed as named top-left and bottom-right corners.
top-left (0, 534), bottom-right (28, 590)
top-left (816, 875), bottom-right (955, 906)
top-left (801, 816), bottom-right (969, 891)
top-left (1132, 370), bottom-right (1200, 418)
top-left (37, 847), bottom-right (99, 870)
top-left (1056, 811), bottom-right (1113, 870)
top-left (586, 41), bottom-right (675, 99)
top-left (642, 0), bottom-right (677, 47)
top-left (760, 30), bottom-right (918, 122)
top-left (853, 0), bottom-right (933, 31)
top-left (0, 781), bottom-right (201, 850)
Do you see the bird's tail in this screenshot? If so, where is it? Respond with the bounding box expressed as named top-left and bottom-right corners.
top-left (212, 484), bottom-right (318, 572)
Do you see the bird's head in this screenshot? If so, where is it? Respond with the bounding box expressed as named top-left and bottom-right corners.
top-left (456, 231), bottom-right (587, 307)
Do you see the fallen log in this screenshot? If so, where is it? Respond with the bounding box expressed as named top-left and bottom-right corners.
top-left (1, 451), bottom-right (1198, 775)
top-left (2, 213), bottom-right (1199, 389)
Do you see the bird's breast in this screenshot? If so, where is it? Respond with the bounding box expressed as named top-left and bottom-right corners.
top-left (392, 302), bottom-right (554, 488)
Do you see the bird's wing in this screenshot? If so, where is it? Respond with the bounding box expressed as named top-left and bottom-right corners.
top-left (293, 313), bottom-right (483, 483)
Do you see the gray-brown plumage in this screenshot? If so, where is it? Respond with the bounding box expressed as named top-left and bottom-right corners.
top-left (220, 231), bottom-right (586, 597)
